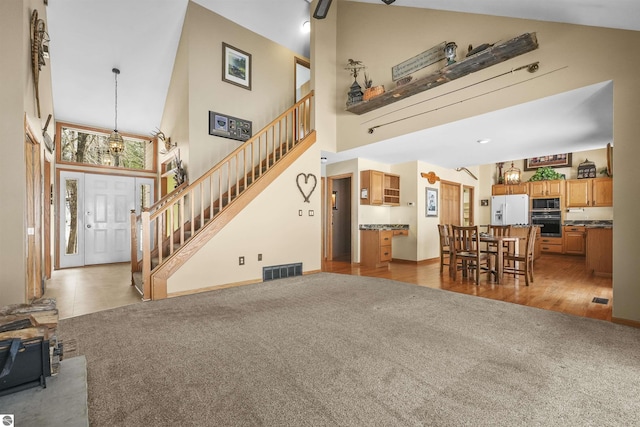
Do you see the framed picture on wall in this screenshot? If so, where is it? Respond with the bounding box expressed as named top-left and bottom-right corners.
top-left (524, 153), bottom-right (572, 171)
top-left (222, 42), bottom-right (252, 90)
top-left (426, 187), bottom-right (438, 217)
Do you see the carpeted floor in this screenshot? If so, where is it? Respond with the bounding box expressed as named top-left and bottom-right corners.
top-left (59, 273), bottom-right (640, 426)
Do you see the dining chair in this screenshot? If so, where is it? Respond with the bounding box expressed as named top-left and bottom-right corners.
top-left (450, 225), bottom-right (492, 284)
top-left (484, 224), bottom-right (513, 265)
top-left (437, 224), bottom-right (452, 274)
top-left (503, 225), bottom-right (537, 285)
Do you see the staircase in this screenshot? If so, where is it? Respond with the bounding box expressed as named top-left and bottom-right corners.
top-left (130, 92), bottom-right (315, 300)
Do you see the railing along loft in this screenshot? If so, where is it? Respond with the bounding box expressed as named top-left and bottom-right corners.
top-left (130, 91), bottom-right (314, 300)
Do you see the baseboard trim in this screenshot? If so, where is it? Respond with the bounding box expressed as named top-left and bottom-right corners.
top-left (391, 258), bottom-right (439, 265)
top-left (612, 317), bottom-right (640, 329)
top-left (166, 269), bottom-right (323, 298)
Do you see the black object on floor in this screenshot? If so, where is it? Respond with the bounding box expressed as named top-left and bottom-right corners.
top-left (592, 297), bottom-right (609, 304)
top-left (0, 338), bottom-right (50, 396)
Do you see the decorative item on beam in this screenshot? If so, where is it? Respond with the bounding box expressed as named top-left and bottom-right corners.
top-left (345, 59), bottom-right (366, 107)
top-left (421, 171), bottom-right (440, 184)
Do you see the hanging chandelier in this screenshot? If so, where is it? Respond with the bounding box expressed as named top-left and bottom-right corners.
top-left (108, 67), bottom-right (125, 156)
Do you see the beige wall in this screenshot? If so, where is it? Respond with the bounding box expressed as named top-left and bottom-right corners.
top-left (169, 2), bottom-right (299, 181)
top-left (168, 145), bottom-right (322, 294)
top-left (162, 2), bottom-right (321, 294)
top-left (1, 0), bottom-right (54, 305)
top-left (319, 2), bottom-right (640, 322)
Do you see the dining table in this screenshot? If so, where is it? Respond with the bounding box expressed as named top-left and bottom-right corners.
top-left (479, 234), bottom-right (520, 284)
top-left (449, 233), bottom-right (520, 284)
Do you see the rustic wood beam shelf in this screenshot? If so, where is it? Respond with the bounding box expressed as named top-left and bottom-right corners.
top-left (346, 32), bottom-right (539, 115)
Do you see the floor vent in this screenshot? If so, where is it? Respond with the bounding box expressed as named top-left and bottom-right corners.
top-left (592, 297), bottom-right (609, 305)
top-left (263, 263), bottom-right (303, 281)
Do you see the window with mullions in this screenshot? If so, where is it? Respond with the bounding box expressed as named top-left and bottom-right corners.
top-left (59, 125), bottom-right (153, 171)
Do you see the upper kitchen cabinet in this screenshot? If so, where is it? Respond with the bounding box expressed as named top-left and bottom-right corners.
top-left (492, 183), bottom-right (528, 195)
top-left (528, 180), bottom-right (564, 198)
top-left (566, 177), bottom-right (613, 207)
top-left (360, 170), bottom-right (401, 206)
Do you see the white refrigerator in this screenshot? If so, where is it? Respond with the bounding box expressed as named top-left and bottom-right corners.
top-left (491, 195), bottom-right (529, 225)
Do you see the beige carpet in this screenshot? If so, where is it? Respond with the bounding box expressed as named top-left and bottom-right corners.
top-left (59, 273), bottom-right (640, 426)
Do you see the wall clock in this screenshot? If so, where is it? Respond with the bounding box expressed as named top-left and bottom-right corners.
top-left (31, 10), bottom-right (47, 118)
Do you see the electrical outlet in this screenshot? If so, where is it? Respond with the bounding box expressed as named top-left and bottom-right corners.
top-left (239, 256), bottom-right (245, 265)
top-left (309, 210), bottom-right (314, 216)
top-left (258, 254), bottom-right (262, 261)
top-left (298, 210), bottom-right (303, 216)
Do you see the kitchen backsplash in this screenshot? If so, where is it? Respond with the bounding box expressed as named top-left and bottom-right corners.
top-left (564, 206), bottom-right (613, 221)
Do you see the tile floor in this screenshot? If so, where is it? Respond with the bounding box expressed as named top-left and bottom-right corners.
top-left (44, 263), bottom-right (142, 319)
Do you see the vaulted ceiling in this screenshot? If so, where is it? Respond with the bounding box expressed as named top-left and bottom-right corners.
top-left (45, 0), bottom-right (638, 167)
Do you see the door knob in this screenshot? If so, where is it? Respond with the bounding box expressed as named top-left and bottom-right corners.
top-left (87, 224), bottom-right (92, 228)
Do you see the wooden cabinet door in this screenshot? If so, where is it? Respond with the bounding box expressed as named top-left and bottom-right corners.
top-left (566, 179), bottom-right (591, 207)
top-left (509, 183), bottom-right (528, 194)
top-left (528, 181), bottom-right (546, 197)
top-left (370, 170), bottom-right (384, 205)
top-left (546, 180), bottom-right (564, 196)
top-left (563, 227), bottom-right (585, 255)
top-left (492, 184), bottom-right (508, 195)
top-left (592, 178), bottom-right (613, 206)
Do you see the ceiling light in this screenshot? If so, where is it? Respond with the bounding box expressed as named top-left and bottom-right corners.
top-left (477, 138), bottom-right (491, 144)
top-left (382, 0), bottom-right (396, 4)
top-left (108, 67), bottom-right (125, 156)
top-left (313, 0), bottom-right (332, 19)
top-left (302, 20), bottom-right (310, 33)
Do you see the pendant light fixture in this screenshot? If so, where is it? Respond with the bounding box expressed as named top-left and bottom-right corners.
top-left (108, 67), bottom-right (125, 156)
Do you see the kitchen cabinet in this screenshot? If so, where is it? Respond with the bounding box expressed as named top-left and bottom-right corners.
top-left (360, 170), bottom-right (401, 206)
top-left (492, 183), bottom-right (528, 195)
top-left (586, 228), bottom-right (612, 277)
top-left (539, 236), bottom-right (563, 254)
top-left (566, 177), bottom-right (612, 207)
top-left (563, 226), bottom-right (586, 255)
top-left (360, 229), bottom-right (408, 268)
top-left (528, 180), bottom-right (564, 198)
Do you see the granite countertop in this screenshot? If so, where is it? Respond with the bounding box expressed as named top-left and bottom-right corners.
top-left (564, 220), bottom-right (613, 228)
top-left (359, 224), bottom-right (409, 230)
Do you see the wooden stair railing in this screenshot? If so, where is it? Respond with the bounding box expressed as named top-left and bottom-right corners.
top-left (130, 91), bottom-right (315, 300)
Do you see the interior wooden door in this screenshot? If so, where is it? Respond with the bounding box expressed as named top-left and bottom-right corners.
top-left (440, 180), bottom-right (462, 226)
top-left (25, 134), bottom-right (43, 299)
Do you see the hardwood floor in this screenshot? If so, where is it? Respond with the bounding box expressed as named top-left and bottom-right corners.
top-left (324, 254), bottom-right (612, 321)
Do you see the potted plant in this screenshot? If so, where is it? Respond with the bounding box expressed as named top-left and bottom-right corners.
top-left (528, 166), bottom-right (564, 181)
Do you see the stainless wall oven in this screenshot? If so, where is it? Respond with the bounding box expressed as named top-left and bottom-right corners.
top-left (530, 210), bottom-right (562, 237)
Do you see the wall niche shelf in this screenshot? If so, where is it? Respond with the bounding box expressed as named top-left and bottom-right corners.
top-left (346, 32), bottom-right (539, 115)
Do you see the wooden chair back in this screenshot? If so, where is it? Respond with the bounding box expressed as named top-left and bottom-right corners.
top-left (451, 225), bottom-right (480, 254)
top-left (488, 225), bottom-right (512, 237)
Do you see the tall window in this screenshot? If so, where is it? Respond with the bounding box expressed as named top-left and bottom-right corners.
top-left (58, 124), bottom-right (154, 171)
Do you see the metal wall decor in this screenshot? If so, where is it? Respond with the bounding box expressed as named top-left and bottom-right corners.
top-left (296, 173), bottom-right (317, 203)
top-left (208, 111), bottom-right (252, 142)
top-left (31, 10), bottom-right (49, 118)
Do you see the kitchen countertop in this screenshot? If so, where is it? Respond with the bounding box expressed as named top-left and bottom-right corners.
top-left (359, 224), bottom-right (409, 231)
top-left (564, 220), bottom-right (613, 228)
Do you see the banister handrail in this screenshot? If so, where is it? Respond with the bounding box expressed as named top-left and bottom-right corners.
top-left (145, 181), bottom-right (188, 213)
top-left (182, 91), bottom-right (314, 193)
top-left (132, 91), bottom-right (314, 300)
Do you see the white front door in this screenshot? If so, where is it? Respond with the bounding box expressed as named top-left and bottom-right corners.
top-left (84, 174), bottom-right (135, 265)
top-left (59, 173), bottom-right (154, 268)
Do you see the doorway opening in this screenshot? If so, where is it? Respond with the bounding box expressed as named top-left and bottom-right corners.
top-left (327, 174), bottom-right (352, 262)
